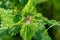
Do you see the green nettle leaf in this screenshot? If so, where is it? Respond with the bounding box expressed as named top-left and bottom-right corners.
top-left (20, 24), bottom-right (31, 40)
top-left (0, 8), bottom-right (21, 38)
top-left (33, 30), bottom-right (42, 40)
top-left (0, 0), bottom-right (60, 40)
top-left (32, 23), bottom-right (45, 40)
top-left (20, 23), bottom-right (39, 40)
top-left (21, 0), bottom-right (48, 16)
top-left (8, 25), bottom-right (21, 36)
top-left (0, 27), bottom-right (8, 38)
top-left (0, 8), bottom-right (14, 28)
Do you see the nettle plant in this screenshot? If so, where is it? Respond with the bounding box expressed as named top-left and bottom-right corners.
top-left (0, 0), bottom-right (60, 40)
